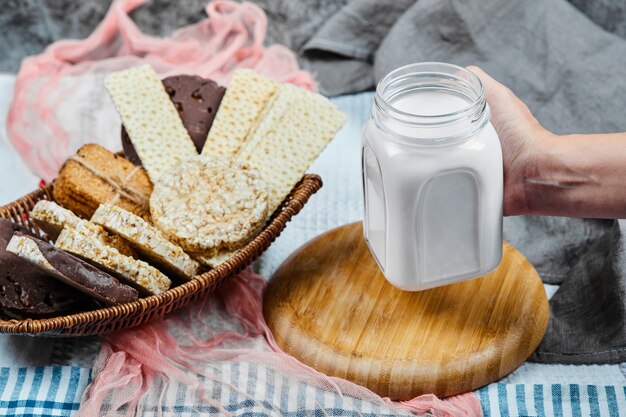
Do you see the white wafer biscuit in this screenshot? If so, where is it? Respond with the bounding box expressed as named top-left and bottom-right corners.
top-left (150, 155), bottom-right (268, 254)
top-left (56, 223), bottom-right (171, 295)
top-left (201, 69), bottom-right (278, 158)
top-left (238, 83), bottom-right (346, 212)
top-left (104, 65), bottom-right (198, 181)
top-left (92, 204), bottom-right (200, 280)
top-left (30, 200), bottom-right (135, 257)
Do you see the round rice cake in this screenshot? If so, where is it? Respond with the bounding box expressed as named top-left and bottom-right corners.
top-left (150, 155), bottom-right (268, 253)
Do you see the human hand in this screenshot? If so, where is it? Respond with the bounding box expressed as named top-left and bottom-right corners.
top-left (466, 66), bottom-right (553, 216)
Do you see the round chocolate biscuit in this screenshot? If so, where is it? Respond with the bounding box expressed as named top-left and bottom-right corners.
top-left (0, 219), bottom-right (85, 319)
top-left (122, 75), bottom-right (226, 165)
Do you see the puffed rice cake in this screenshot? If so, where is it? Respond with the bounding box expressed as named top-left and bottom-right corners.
top-left (55, 222), bottom-right (171, 295)
top-left (91, 204), bottom-right (200, 280)
top-left (30, 200), bottom-right (135, 257)
top-left (150, 155), bottom-right (268, 254)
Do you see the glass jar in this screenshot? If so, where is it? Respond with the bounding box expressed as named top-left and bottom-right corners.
top-left (362, 62), bottom-right (503, 291)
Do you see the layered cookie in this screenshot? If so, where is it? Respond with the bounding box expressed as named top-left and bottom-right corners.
top-left (55, 222), bottom-right (171, 295)
top-left (0, 219), bottom-right (85, 318)
top-left (52, 144), bottom-right (152, 219)
top-left (91, 204), bottom-right (200, 280)
top-left (7, 232), bottom-right (138, 305)
top-left (122, 75), bottom-right (226, 165)
top-left (150, 155), bottom-right (268, 256)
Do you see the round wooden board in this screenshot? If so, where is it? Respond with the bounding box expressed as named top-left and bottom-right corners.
top-left (263, 222), bottom-right (549, 400)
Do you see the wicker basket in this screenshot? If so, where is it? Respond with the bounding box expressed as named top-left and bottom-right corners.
top-left (0, 174), bottom-right (322, 336)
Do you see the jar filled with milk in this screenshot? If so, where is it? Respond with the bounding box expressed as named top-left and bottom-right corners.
top-left (362, 62), bottom-right (503, 291)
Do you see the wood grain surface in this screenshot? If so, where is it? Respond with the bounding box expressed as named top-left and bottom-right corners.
top-left (263, 222), bottom-right (549, 400)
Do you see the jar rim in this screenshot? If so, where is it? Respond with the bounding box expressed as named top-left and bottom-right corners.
top-left (373, 62), bottom-right (489, 143)
top-left (375, 62), bottom-right (485, 121)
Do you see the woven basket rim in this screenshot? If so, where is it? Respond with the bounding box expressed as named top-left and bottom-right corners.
top-left (0, 173), bottom-right (322, 335)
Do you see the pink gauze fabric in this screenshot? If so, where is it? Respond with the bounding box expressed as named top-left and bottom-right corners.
top-left (78, 268), bottom-right (483, 416)
top-left (7, 0), bottom-right (314, 182)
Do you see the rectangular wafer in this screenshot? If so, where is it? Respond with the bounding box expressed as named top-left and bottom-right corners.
top-left (104, 65), bottom-right (198, 181)
top-left (201, 69), bottom-right (278, 158)
top-left (237, 83), bottom-right (346, 212)
top-left (56, 223), bottom-right (171, 295)
top-left (91, 204), bottom-right (200, 280)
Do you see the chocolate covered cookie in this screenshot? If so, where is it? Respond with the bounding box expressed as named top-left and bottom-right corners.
top-left (0, 219), bottom-right (83, 318)
top-left (122, 75), bottom-right (226, 165)
top-left (7, 232), bottom-right (139, 306)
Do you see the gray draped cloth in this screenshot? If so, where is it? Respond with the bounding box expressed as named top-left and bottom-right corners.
top-left (282, 0), bottom-right (626, 364)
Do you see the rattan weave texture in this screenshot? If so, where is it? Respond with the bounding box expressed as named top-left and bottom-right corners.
top-left (0, 174), bottom-right (322, 336)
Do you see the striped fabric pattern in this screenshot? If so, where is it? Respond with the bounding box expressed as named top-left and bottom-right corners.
top-left (479, 383), bottom-right (626, 417)
top-left (0, 364), bottom-right (625, 416)
top-left (0, 367), bottom-right (90, 417)
top-left (114, 361), bottom-right (416, 417)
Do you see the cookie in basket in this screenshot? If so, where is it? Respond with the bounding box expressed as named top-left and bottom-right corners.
top-left (91, 204), bottom-right (200, 280)
top-left (190, 248), bottom-right (238, 268)
top-left (0, 219), bottom-right (87, 318)
top-left (122, 75), bottom-right (226, 165)
top-left (150, 155), bottom-right (268, 255)
top-left (55, 222), bottom-right (171, 295)
top-left (30, 200), bottom-right (135, 257)
top-left (7, 232), bottom-right (138, 306)
top-left (52, 144), bottom-right (152, 219)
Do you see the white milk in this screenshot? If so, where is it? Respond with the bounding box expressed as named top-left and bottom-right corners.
top-left (362, 63), bottom-right (503, 291)
top-left (392, 91), bottom-right (469, 115)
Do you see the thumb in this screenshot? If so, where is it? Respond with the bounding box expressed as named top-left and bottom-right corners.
top-left (466, 66), bottom-right (541, 135)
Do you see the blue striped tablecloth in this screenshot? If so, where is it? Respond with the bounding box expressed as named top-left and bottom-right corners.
top-left (479, 384), bottom-right (624, 417)
top-left (0, 366), bottom-right (624, 416)
top-left (0, 367), bottom-right (90, 417)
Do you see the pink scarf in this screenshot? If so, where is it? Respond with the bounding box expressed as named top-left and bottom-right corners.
top-left (7, 0), bottom-right (313, 181)
top-left (79, 269), bottom-right (482, 416)
top-left (10, 1), bottom-right (482, 414)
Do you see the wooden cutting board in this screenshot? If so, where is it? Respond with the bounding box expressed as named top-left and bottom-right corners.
top-left (263, 222), bottom-right (549, 400)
